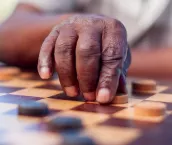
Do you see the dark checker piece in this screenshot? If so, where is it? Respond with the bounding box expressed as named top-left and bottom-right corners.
top-left (60, 136), bottom-right (96, 145)
top-left (48, 116), bottom-right (83, 131)
top-left (18, 102), bottom-right (49, 116)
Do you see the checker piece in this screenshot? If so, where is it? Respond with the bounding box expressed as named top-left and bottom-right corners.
top-left (48, 116), bottom-right (83, 131)
top-left (18, 102), bottom-right (49, 116)
top-left (134, 101), bottom-right (166, 117)
top-left (60, 136), bottom-right (96, 145)
top-left (132, 80), bottom-right (157, 95)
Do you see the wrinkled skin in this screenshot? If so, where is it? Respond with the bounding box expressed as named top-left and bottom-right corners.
top-left (38, 14), bottom-right (131, 104)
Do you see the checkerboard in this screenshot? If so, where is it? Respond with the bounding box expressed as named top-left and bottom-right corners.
top-left (0, 65), bottom-right (172, 145)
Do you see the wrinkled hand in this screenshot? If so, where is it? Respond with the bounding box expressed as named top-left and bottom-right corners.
top-left (38, 14), bottom-right (131, 104)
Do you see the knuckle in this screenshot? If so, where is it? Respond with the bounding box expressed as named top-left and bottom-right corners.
top-left (114, 20), bottom-right (125, 31)
top-left (78, 40), bottom-right (100, 56)
top-left (106, 18), bottom-right (126, 34)
top-left (103, 42), bottom-right (124, 58)
top-left (55, 41), bottom-right (73, 56)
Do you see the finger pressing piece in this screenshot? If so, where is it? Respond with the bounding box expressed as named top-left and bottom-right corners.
top-left (76, 29), bottom-right (101, 101)
top-left (97, 20), bottom-right (128, 104)
top-left (38, 28), bottom-right (59, 79)
top-left (97, 68), bottom-right (121, 104)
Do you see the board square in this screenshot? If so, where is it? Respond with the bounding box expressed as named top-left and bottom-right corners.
top-left (0, 94), bottom-right (42, 104)
top-left (98, 117), bottom-right (160, 130)
top-left (0, 115), bottom-right (37, 131)
top-left (0, 86), bottom-right (24, 93)
top-left (131, 93), bottom-right (154, 99)
top-left (127, 123), bottom-right (172, 145)
top-left (156, 85), bottom-right (170, 93)
top-left (1, 131), bottom-right (61, 145)
top-left (49, 92), bottom-right (85, 102)
top-left (0, 93), bottom-right (5, 96)
top-left (146, 93), bottom-right (172, 103)
top-left (0, 75), bottom-right (14, 82)
top-left (11, 88), bottom-right (60, 98)
top-left (0, 103), bottom-right (17, 114)
top-left (0, 79), bottom-right (45, 88)
top-left (39, 98), bottom-right (84, 110)
top-left (161, 88), bottom-right (172, 94)
top-left (72, 102), bottom-right (125, 114)
top-left (18, 72), bottom-right (43, 81)
top-left (82, 126), bottom-right (141, 145)
top-left (36, 83), bottom-right (62, 90)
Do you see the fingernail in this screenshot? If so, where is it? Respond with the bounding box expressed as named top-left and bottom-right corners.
top-left (40, 67), bottom-right (50, 79)
top-left (65, 86), bottom-right (79, 97)
top-left (83, 92), bottom-right (96, 101)
top-left (97, 88), bottom-right (111, 104)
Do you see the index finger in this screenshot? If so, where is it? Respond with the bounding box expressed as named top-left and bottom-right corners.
top-left (96, 20), bottom-right (128, 104)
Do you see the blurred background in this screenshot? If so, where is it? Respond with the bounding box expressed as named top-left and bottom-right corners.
top-left (0, 0), bottom-right (172, 79)
top-left (0, 0), bottom-right (171, 48)
top-left (0, 0), bottom-right (18, 23)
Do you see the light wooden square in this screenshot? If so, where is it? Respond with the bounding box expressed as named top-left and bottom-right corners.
top-left (50, 79), bottom-right (61, 85)
top-left (39, 98), bottom-right (84, 110)
top-left (0, 115), bottom-right (35, 131)
top-left (156, 85), bottom-right (169, 93)
top-left (0, 93), bottom-right (6, 96)
top-left (82, 126), bottom-right (141, 145)
top-left (146, 93), bottom-right (172, 103)
top-left (0, 79), bottom-right (45, 88)
top-left (18, 72), bottom-right (35, 79)
top-left (0, 103), bottom-right (17, 113)
top-left (11, 88), bottom-right (61, 98)
top-left (3, 131), bottom-right (61, 145)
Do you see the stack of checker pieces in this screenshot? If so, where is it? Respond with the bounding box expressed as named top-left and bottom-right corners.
top-left (0, 64), bottom-right (172, 145)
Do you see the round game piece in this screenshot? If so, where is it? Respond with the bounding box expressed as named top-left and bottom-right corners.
top-left (132, 80), bottom-right (157, 94)
top-left (60, 136), bottom-right (96, 145)
top-left (18, 102), bottom-right (49, 116)
top-left (134, 101), bottom-right (166, 117)
top-left (0, 67), bottom-right (21, 76)
top-left (48, 116), bottom-right (83, 131)
top-left (112, 94), bottom-right (128, 104)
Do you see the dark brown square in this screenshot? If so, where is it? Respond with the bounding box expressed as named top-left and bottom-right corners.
top-left (72, 103), bottom-right (125, 114)
top-left (49, 93), bottom-right (85, 102)
top-left (161, 88), bottom-right (172, 94)
top-left (36, 83), bottom-right (62, 90)
top-left (0, 94), bottom-right (42, 104)
top-left (127, 121), bottom-right (172, 145)
top-left (98, 117), bottom-right (160, 129)
top-left (164, 102), bottom-right (172, 111)
top-left (132, 93), bottom-right (153, 99)
top-left (0, 86), bottom-right (24, 93)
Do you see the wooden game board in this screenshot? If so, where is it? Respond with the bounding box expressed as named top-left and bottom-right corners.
top-left (0, 65), bottom-right (172, 145)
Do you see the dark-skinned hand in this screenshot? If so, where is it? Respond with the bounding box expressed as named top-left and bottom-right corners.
top-left (38, 14), bottom-right (131, 104)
